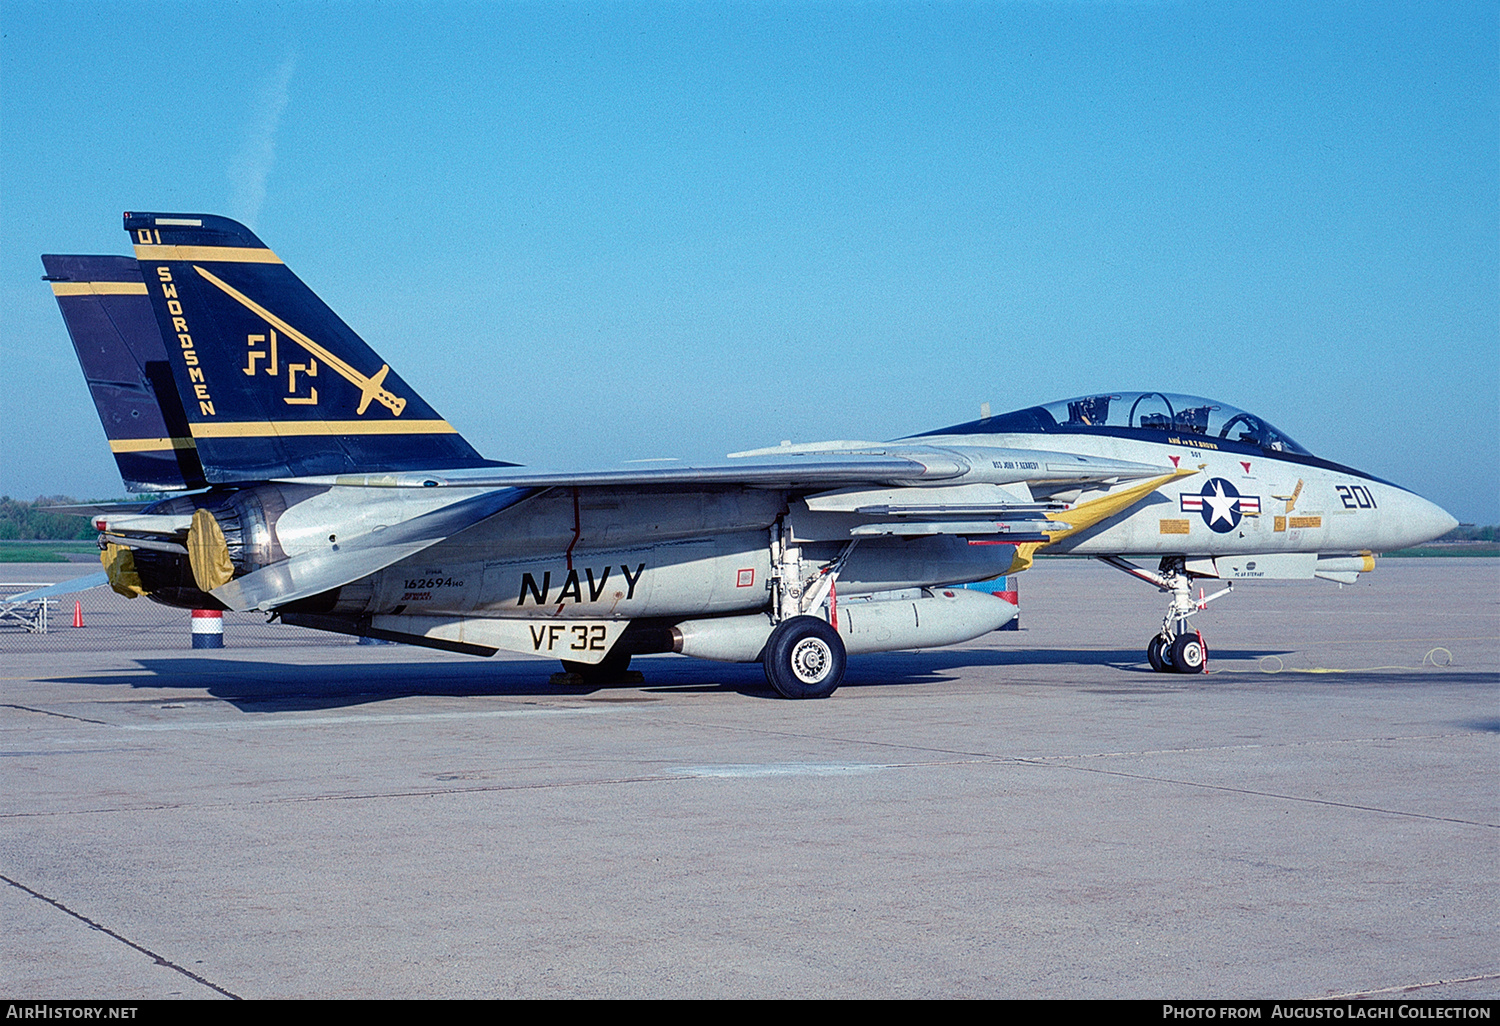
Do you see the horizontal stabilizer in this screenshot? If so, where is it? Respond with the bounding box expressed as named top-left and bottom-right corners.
top-left (41, 500), bottom-right (167, 518)
top-left (2, 573), bottom-right (110, 604)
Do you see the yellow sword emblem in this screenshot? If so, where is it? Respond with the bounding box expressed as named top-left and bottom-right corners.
top-left (194, 266), bottom-right (406, 416)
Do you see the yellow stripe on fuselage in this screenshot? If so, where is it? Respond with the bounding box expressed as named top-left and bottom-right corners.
top-left (188, 420), bottom-right (459, 438)
top-left (50, 281), bottom-right (150, 296)
top-left (108, 437), bottom-right (198, 453)
top-left (132, 245), bottom-right (284, 264)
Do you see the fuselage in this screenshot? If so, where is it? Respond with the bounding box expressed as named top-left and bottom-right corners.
top-left (278, 483), bottom-right (1020, 621)
top-left (120, 391), bottom-right (1455, 624)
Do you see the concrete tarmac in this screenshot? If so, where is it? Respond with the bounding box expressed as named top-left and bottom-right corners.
top-left (2, 558), bottom-right (1496, 998)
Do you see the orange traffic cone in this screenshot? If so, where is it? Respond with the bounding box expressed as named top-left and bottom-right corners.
top-left (72, 600), bottom-right (84, 628)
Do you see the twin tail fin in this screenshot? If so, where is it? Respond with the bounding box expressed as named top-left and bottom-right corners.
top-left (42, 253), bottom-right (208, 492)
top-left (122, 212), bottom-right (494, 482)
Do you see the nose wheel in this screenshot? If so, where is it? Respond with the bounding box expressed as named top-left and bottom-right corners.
top-left (1146, 634), bottom-right (1171, 672)
top-left (1169, 632), bottom-right (1206, 673)
top-left (1147, 630), bottom-right (1208, 674)
top-left (1101, 556), bottom-right (1228, 675)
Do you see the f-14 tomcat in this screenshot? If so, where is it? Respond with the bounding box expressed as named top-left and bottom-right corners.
top-left (41, 212), bottom-right (1457, 697)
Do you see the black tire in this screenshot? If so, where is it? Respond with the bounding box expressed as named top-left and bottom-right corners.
top-left (1170, 633), bottom-right (1206, 674)
top-left (560, 649), bottom-right (632, 684)
top-left (1158, 634), bottom-right (1178, 671)
top-left (763, 616), bottom-right (846, 699)
top-left (1146, 635), bottom-right (1168, 673)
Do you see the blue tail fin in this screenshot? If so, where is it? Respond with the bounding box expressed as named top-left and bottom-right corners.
top-left (42, 253), bottom-right (208, 492)
top-left (123, 212), bottom-right (494, 482)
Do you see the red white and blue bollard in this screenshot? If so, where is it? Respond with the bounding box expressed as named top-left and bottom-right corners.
top-left (995, 576), bottom-right (1019, 630)
top-left (959, 576), bottom-right (1020, 629)
top-left (191, 609), bottom-right (224, 648)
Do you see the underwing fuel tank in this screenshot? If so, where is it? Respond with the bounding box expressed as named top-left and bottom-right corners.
top-left (671, 587), bottom-right (1018, 662)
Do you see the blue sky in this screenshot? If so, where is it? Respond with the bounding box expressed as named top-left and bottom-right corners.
top-left (3, 1), bottom-right (1496, 524)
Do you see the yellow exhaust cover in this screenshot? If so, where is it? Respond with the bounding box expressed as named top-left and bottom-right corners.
top-left (186, 509), bottom-right (235, 593)
top-left (100, 543), bottom-right (145, 598)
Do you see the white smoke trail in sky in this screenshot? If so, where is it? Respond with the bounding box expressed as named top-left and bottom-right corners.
top-left (228, 53), bottom-right (297, 230)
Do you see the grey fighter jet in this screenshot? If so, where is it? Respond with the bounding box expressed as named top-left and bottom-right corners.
top-left (50, 213), bottom-right (1456, 697)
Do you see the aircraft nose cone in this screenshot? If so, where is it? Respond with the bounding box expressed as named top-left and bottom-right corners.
top-left (1429, 503), bottom-right (1459, 539)
top-left (1398, 493), bottom-right (1458, 549)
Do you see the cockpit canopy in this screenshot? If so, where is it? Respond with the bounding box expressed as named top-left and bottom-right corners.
top-left (922, 392), bottom-right (1311, 455)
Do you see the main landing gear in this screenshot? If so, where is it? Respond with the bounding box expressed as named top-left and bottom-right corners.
top-left (550, 649), bottom-right (644, 687)
top-left (760, 525), bottom-right (855, 698)
top-left (763, 615), bottom-right (846, 700)
top-left (1099, 556), bottom-right (1231, 675)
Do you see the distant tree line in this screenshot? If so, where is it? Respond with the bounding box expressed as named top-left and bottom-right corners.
top-left (0, 496), bottom-right (102, 540)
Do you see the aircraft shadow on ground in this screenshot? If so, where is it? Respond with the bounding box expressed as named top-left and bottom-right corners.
top-left (27, 643), bottom-right (1370, 713)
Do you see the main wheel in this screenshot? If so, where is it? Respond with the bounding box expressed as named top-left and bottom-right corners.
top-left (1170, 633), bottom-right (1206, 674)
top-left (763, 616), bottom-right (846, 699)
top-left (1146, 635), bottom-right (1169, 673)
top-left (559, 649), bottom-right (633, 684)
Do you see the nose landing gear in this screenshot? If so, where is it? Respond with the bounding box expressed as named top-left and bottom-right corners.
top-left (1100, 556), bottom-right (1230, 674)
